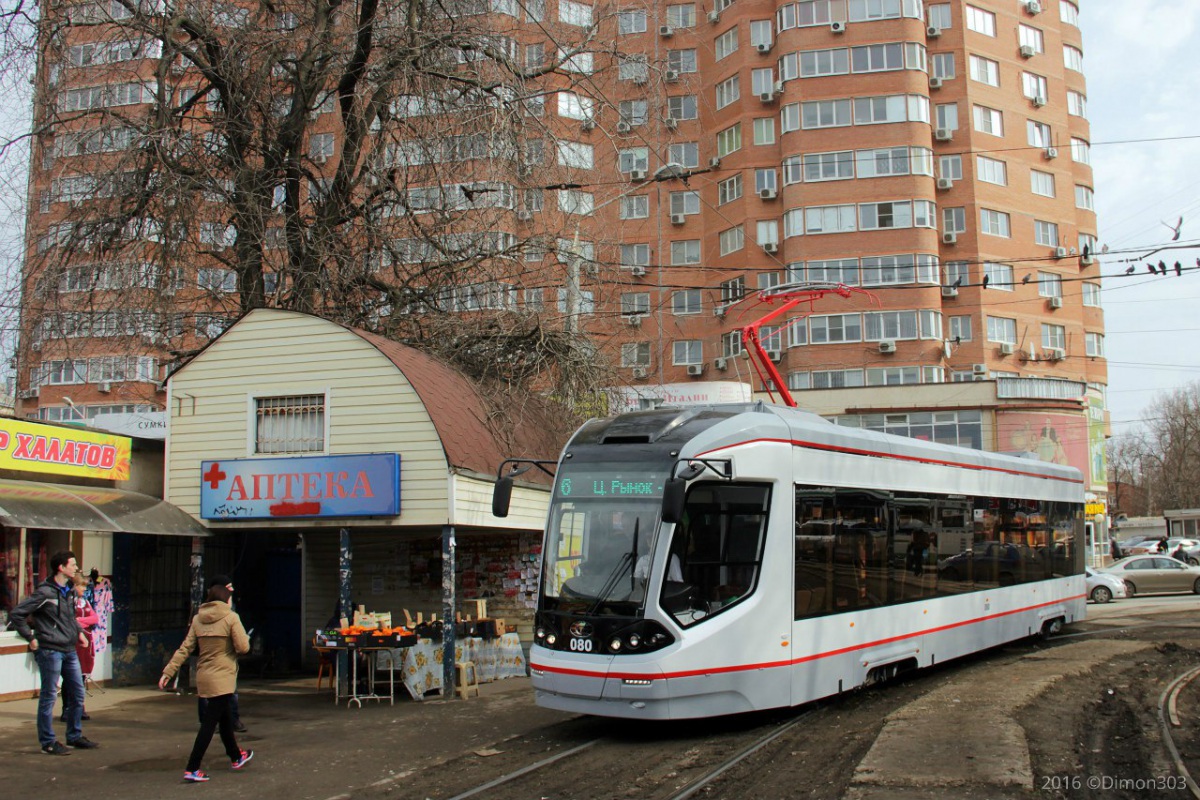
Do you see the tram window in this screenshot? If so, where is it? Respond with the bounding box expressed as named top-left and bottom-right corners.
top-left (892, 498), bottom-right (937, 602)
top-left (794, 488), bottom-right (889, 617)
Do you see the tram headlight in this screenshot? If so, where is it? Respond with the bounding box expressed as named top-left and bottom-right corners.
top-left (544, 632), bottom-right (557, 646)
top-left (627, 633), bottom-right (642, 649)
top-left (609, 637), bottom-right (623, 652)
top-left (535, 627), bottom-right (547, 641)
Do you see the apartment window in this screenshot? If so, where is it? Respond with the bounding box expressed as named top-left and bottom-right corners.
top-left (751, 68), bottom-right (776, 97)
top-left (721, 277), bottom-right (746, 305)
top-left (525, 43), bottom-right (545, 68)
top-left (759, 272), bottom-right (781, 291)
top-left (940, 155), bottom-right (962, 180)
top-left (1085, 332), bottom-right (1104, 357)
top-left (719, 226), bottom-right (745, 255)
top-left (622, 343), bottom-right (652, 367)
top-left (943, 207), bottom-right (966, 234)
top-left (718, 174), bottom-right (743, 204)
top-left (859, 201), bottom-right (913, 230)
top-left (619, 100), bottom-right (648, 126)
top-left (558, 91), bottom-right (594, 119)
top-left (558, 0), bottom-right (592, 27)
top-left (39, 360), bottom-right (87, 385)
top-left (847, 0), bottom-right (910, 21)
top-left (778, 52), bottom-right (799, 81)
top-left (949, 315), bottom-right (972, 342)
top-left (618, 56), bottom-right (649, 82)
top-left (1075, 185), bottom-right (1095, 211)
top-left (256, 395), bottom-right (325, 454)
top-left (1029, 169), bottom-right (1056, 198)
top-left (801, 98), bottom-right (852, 129)
top-left (557, 140), bottom-right (594, 168)
top-left (753, 117), bottom-right (776, 145)
top-left (964, 5), bottom-right (995, 36)
top-left (666, 4), bottom-right (696, 28)
top-left (716, 123), bottom-right (742, 156)
top-left (670, 191), bottom-right (701, 216)
top-left (673, 340), bottom-right (702, 365)
top-left (783, 209), bottom-right (805, 238)
top-left (750, 20), bottom-right (774, 48)
top-left (853, 43), bottom-right (907, 73)
top-left (976, 156), bottom-right (1007, 185)
top-left (618, 147), bottom-right (649, 172)
top-left (805, 258), bottom-right (859, 284)
top-left (668, 96), bottom-right (698, 120)
top-left (780, 103), bottom-right (801, 133)
top-left (618, 9), bottom-right (646, 33)
top-left (811, 370), bottom-right (865, 389)
top-left (928, 3), bottom-right (951, 28)
top-left (309, 133), bottom-right (336, 159)
top-left (805, 151), bottom-right (854, 181)
top-left (936, 103), bottom-right (958, 130)
top-left (857, 146), bottom-right (912, 178)
top-left (1023, 72), bottom-right (1048, 101)
top-left (621, 243), bottom-right (650, 268)
top-left (668, 49), bottom-right (698, 73)
top-left (1063, 45), bottom-right (1083, 72)
top-left (986, 316), bottom-right (1016, 344)
top-left (756, 220), bottom-right (780, 246)
top-left (1018, 24), bottom-right (1044, 54)
top-left (806, 205), bottom-right (857, 234)
top-left (672, 290), bottom-right (702, 315)
top-left (1028, 120), bottom-right (1052, 147)
top-left (1039, 272), bottom-right (1063, 298)
top-left (621, 292), bottom-right (650, 316)
top-left (1042, 323), bottom-right (1066, 351)
top-left (1067, 90), bottom-right (1087, 117)
top-left (1082, 282), bottom-right (1101, 307)
top-left (945, 260), bottom-right (969, 287)
top-left (715, 28), bottom-right (738, 61)
top-left (969, 55), bottom-right (1000, 86)
top-left (669, 142), bottom-right (700, 168)
top-left (716, 75), bottom-right (740, 109)
top-left (972, 105), bottom-right (1003, 136)
top-left (1034, 220), bottom-right (1059, 247)
top-left (619, 195), bottom-right (649, 219)
top-left (854, 95), bottom-right (912, 125)
top-left (931, 53), bottom-right (955, 79)
top-left (861, 254), bottom-right (920, 286)
top-left (810, 313), bottom-right (863, 344)
top-left (1071, 137), bottom-right (1091, 164)
top-left (800, 48), bottom-right (849, 79)
top-left (983, 262), bottom-right (1013, 292)
top-left (198, 268), bottom-right (237, 292)
top-left (199, 223), bottom-right (236, 248)
top-left (1079, 232), bottom-right (1097, 255)
top-left (1060, 1), bottom-right (1079, 27)
top-left (671, 240), bottom-right (701, 265)
top-left (980, 209), bottom-right (1011, 238)
top-left (723, 331), bottom-right (744, 357)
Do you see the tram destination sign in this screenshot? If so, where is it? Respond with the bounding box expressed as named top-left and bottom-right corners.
top-left (556, 469), bottom-right (666, 499)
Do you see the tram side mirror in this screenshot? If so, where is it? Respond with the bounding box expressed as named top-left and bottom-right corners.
top-left (662, 478), bottom-right (686, 524)
top-left (492, 477), bottom-right (513, 518)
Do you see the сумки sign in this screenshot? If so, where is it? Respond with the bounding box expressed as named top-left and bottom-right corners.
top-left (199, 453), bottom-right (400, 520)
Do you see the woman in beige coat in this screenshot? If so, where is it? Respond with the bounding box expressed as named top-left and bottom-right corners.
top-left (159, 583), bottom-right (253, 782)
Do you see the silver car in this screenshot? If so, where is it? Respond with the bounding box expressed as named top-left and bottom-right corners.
top-left (1085, 566), bottom-right (1127, 603)
top-left (1100, 556), bottom-right (1200, 597)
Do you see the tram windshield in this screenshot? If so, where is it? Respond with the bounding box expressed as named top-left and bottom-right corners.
top-left (541, 463), bottom-right (669, 614)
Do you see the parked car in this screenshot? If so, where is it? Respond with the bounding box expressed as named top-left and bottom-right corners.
top-left (1084, 566), bottom-right (1126, 603)
top-left (1100, 556), bottom-right (1200, 596)
top-left (1114, 535), bottom-right (1155, 555)
top-left (1125, 536), bottom-right (1198, 557)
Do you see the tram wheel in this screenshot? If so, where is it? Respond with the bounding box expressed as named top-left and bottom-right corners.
top-left (1040, 617), bottom-right (1064, 638)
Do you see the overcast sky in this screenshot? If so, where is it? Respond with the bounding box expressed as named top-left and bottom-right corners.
top-left (0, 1), bottom-right (1197, 438)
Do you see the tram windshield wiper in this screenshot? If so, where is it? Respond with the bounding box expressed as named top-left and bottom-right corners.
top-left (587, 525), bottom-right (640, 617)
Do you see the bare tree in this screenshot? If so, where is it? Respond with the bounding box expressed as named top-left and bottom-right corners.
top-left (1119, 381), bottom-right (1200, 514)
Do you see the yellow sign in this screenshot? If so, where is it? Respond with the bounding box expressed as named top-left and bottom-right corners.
top-left (1085, 502), bottom-right (1106, 517)
top-left (0, 419), bottom-right (131, 481)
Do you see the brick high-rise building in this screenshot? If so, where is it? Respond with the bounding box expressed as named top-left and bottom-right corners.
top-left (17, 0), bottom-right (1107, 502)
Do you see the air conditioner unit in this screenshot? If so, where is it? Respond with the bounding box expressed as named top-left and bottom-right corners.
top-left (1019, 44), bottom-right (1036, 58)
top-left (942, 286), bottom-right (958, 298)
top-left (659, 25), bottom-right (674, 37)
top-left (927, 25), bottom-right (942, 38)
top-left (929, 76), bottom-right (944, 89)
top-left (759, 91), bottom-right (776, 103)
top-left (709, 156), bottom-right (721, 168)
top-left (616, 121), bottom-right (631, 134)
top-left (774, 80), bottom-right (785, 93)
top-left (714, 357), bottom-right (728, 370)
top-left (766, 350), bottom-right (782, 362)
top-left (759, 187), bottom-right (777, 200)
top-left (1044, 147), bottom-right (1059, 159)
top-left (1025, 0), bottom-right (1042, 14)
top-left (708, 9), bottom-right (720, 23)
top-left (626, 314), bottom-right (643, 327)
top-left (1032, 94), bottom-right (1047, 108)
top-left (830, 21), bottom-right (846, 33)
top-left (664, 69), bottom-right (679, 83)
top-left (664, 116), bottom-right (678, 130)
top-left (581, 118), bottom-right (595, 131)
top-left (629, 169), bottom-right (647, 182)
top-left (630, 265), bottom-right (647, 277)
top-left (756, 42), bottom-right (772, 54)
top-left (516, 210), bottom-right (532, 221)
top-left (934, 127), bottom-right (953, 142)
top-left (1080, 254), bottom-right (1095, 266)
top-left (714, 305), bottom-right (727, 318)
top-left (312, 153), bottom-right (328, 165)
top-left (1055, 246), bottom-right (1068, 258)
top-left (670, 213), bottom-right (686, 225)
top-left (878, 339), bottom-right (897, 354)
top-left (972, 363), bottom-right (988, 375)
top-left (18, 387), bottom-right (38, 399)
top-left (942, 232), bottom-right (958, 244)
top-left (97, 381), bottom-right (112, 393)
top-left (762, 241), bottom-right (779, 253)
top-left (999, 342), bottom-right (1015, 355)
top-left (633, 74), bottom-right (648, 85)
top-left (632, 367), bottom-right (649, 378)
top-left (686, 364), bottom-right (704, 376)
top-left (1045, 347), bottom-right (1064, 361)
top-left (937, 177), bottom-right (953, 190)
top-left (1049, 296), bottom-right (1063, 309)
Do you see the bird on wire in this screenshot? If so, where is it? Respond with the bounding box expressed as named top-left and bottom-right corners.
top-left (1158, 260), bottom-right (1169, 275)
top-left (1125, 265), bottom-right (1136, 274)
top-left (1163, 216), bottom-right (1184, 241)
top-left (952, 276), bottom-right (963, 288)
top-left (1148, 263), bottom-right (1158, 274)
top-left (981, 274), bottom-right (990, 289)
top-left (1175, 262), bottom-right (1183, 276)
top-left (1021, 273), bottom-right (1032, 284)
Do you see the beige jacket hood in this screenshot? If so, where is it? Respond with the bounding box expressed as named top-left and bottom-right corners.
top-left (161, 601), bottom-right (250, 698)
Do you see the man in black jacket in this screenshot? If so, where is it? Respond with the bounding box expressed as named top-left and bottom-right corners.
top-left (9, 550), bottom-right (99, 755)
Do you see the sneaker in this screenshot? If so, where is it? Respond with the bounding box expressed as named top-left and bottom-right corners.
top-left (231, 749), bottom-right (254, 770)
top-left (42, 742), bottom-right (71, 756)
top-left (183, 770), bottom-right (210, 782)
top-left (232, 721), bottom-right (247, 733)
top-left (67, 737), bottom-right (99, 749)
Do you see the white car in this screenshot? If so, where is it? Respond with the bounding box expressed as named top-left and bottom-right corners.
top-left (1085, 566), bottom-right (1126, 603)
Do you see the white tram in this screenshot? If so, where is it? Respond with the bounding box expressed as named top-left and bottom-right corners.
top-left (496, 402), bottom-right (1086, 720)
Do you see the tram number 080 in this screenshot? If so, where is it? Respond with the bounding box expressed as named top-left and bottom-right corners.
top-left (568, 637), bottom-right (594, 652)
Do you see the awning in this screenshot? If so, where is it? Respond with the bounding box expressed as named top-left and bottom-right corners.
top-left (0, 478), bottom-right (208, 537)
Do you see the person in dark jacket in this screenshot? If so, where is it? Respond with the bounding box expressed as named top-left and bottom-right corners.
top-left (8, 551), bottom-right (99, 755)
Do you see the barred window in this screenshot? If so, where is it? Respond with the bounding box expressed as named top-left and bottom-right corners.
top-left (255, 395), bottom-right (326, 453)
